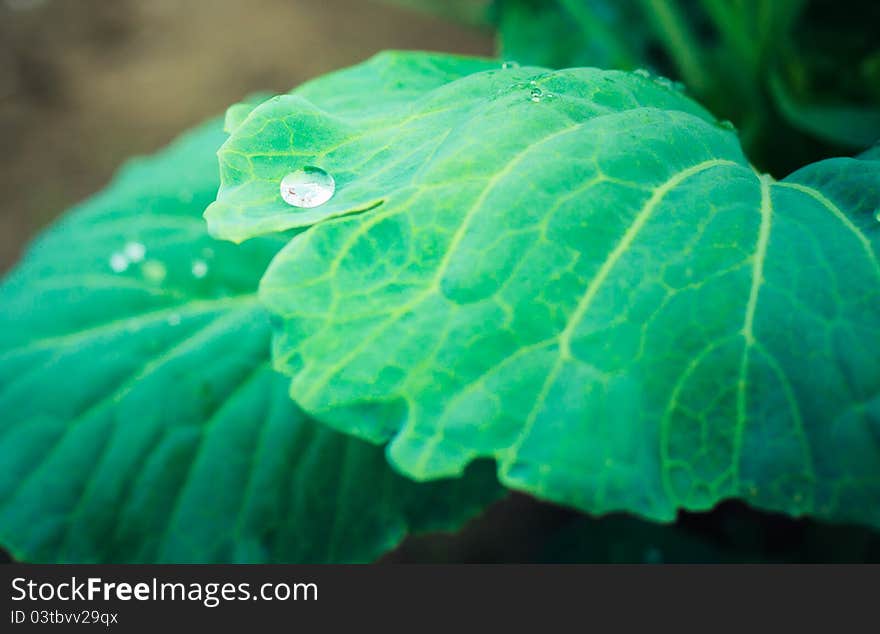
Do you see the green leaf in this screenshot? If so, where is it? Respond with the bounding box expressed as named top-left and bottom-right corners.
top-left (0, 118), bottom-right (501, 563)
top-left (860, 144), bottom-right (880, 161)
top-left (205, 51), bottom-right (712, 242)
top-left (205, 51), bottom-right (506, 242)
top-left (214, 52), bottom-right (880, 529)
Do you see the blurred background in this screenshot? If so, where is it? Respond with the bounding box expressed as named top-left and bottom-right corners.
top-left (0, 0), bottom-right (492, 274)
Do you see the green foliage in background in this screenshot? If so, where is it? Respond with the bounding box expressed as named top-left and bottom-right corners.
top-left (500, 0), bottom-right (880, 175)
top-left (395, 0), bottom-right (880, 175)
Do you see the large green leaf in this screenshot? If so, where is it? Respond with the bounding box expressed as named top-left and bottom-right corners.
top-left (207, 52), bottom-right (880, 529)
top-left (0, 117), bottom-right (500, 563)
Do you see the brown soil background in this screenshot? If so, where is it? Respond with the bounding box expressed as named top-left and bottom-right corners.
top-left (0, 0), bottom-right (492, 273)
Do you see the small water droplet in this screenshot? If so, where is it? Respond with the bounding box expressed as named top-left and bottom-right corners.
top-left (633, 68), bottom-right (651, 78)
top-left (141, 260), bottom-right (167, 283)
top-left (191, 259), bottom-right (209, 279)
top-left (280, 166), bottom-right (336, 208)
top-left (167, 314), bottom-right (182, 326)
top-left (529, 88), bottom-right (544, 102)
top-left (718, 119), bottom-right (736, 131)
top-left (123, 241), bottom-right (146, 263)
top-left (501, 61), bottom-right (520, 70)
top-left (653, 76), bottom-right (674, 89)
top-left (109, 253), bottom-right (129, 273)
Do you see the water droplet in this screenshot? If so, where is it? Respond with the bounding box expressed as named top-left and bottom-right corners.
top-left (109, 253), bottom-right (129, 273)
top-left (501, 61), bottom-right (520, 70)
top-left (141, 260), bottom-right (167, 284)
top-left (191, 259), bottom-right (209, 279)
top-left (718, 120), bottom-right (736, 131)
top-left (633, 68), bottom-right (651, 78)
top-left (167, 314), bottom-right (181, 326)
top-left (529, 88), bottom-right (544, 102)
top-left (123, 241), bottom-right (146, 263)
top-left (279, 166), bottom-right (336, 208)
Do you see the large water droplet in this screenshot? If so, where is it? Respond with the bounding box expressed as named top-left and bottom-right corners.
top-left (280, 166), bottom-right (336, 208)
top-left (191, 259), bottom-right (209, 279)
top-left (109, 253), bottom-right (129, 273)
top-left (123, 241), bottom-right (146, 263)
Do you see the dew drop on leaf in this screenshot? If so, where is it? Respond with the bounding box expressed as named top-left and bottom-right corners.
top-left (109, 253), bottom-right (129, 273)
top-left (529, 88), bottom-right (544, 102)
top-left (191, 259), bottom-right (209, 279)
top-left (279, 166), bottom-right (336, 208)
top-left (141, 260), bottom-right (167, 284)
top-left (123, 241), bottom-right (146, 263)
top-left (501, 61), bottom-right (520, 70)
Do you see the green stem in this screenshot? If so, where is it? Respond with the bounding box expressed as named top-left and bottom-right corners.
top-left (557, 0), bottom-right (637, 68)
top-left (700, 0), bottom-right (758, 70)
top-left (638, 0), bottom-right (709, 93)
